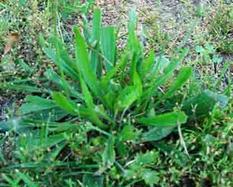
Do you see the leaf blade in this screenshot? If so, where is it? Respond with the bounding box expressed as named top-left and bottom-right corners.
top-left (74, 27), bottom-right (101, 97)
top-left (138, 111), bottom-right (187, 127)
top-left (101, 26), bottom-right (116, 71)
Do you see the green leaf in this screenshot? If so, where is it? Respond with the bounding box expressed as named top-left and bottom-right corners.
top-left (0, 82), bottom-right (43, 93)
top-left (116, 86), bottom-right (139, 111)
top-left (45, 69), bottom-right (82, 99)
top-left (164, 67), bottom-right (192, 98)
top-left (142, 169), bottom-right (159, 186)
top-left (17, 172), bottom-right (39, 187)
top-left (90, 9), bottom-right (102, 75)
top-left (19, 96), bottom-right (56, 115)
top-left (47, 122), bottom-right (80, 133)
top-left (141, 126), bottom-right (175, 142)
top-left (91, 9), bottom-right (101, 42)
top-left (145, 49), bottom-right (189, 98)
top-left (119, 124), bottom-right (139, 142)
top-left (102, 136), bottom-right (115, 167)
top-left (81, 108), bottom-right (107, 129)
top-left (43, 36), bottom-right (79, 80)
top-left (80, 75), bottom-right (95, 109)
top-left (74, 27), bottom-right (101, 97)
top-left (101, 26), bottom-right (116, 71)
top-left (0, 118), bottom-right (33, 132)
top-left (99, 53), bottom-right (128, 109)
top-left (152, 55), bottom-right (170, 76)
top-left (52, 92), bottom-right (78, 115)
top-left (79, 75), bottom-right (107, 128)
top-left (82, 174), bottom-right (104, 187)
top-left (127, 9), bottom-right (142, 56)
top-left (100, 53), bottom-right (128, 90)
top-left (140, 51), bottom-right (155, 78)
top-left (131, 50), bottom-right (143, 99)
top-left (153, 142), bottom-right (189, 166)
top-left (182, 90), bottom-right (229, 119)
top-left (45, 142), bottom-right (66, 162)
top-left (138, 111), bottom-right (187, 127)
top-left (54, 37), bottom-right (79, 78)
top-left (101, 90), bottom-right (117, 111)
top-left (133, 70), bottom-right (143, 97)
top-left (134, 151), bottom-right (158, 165)
top-left (128, 9), bottom-right (137, 34)
top-left (27, 108), bottom-right (68, 122)
top-left (142, 59), bottom-right (179, 101)
top-left (17, 131), bottom-right (66, 152)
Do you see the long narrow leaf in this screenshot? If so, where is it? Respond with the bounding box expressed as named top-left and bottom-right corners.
top-left (101, 26), bottom-right (116, 71)
top-left (52, 92), bottom-right (78, 115)
top-left (74, 27), bottom-right (101, 97)
top-left (138, 111), bottom-right (187, 127)
top-left (142, 59), bottom-right (179, 101)
top-left (116, 86), bottom-right (139, 111)
top-left (45, 69), bottom-right (82, 99)
top-left (90, 9), bottom-right (102, 75)
top-left (19, 96), bottom-right (56, 115)
top-left (80, 75), bottom-right (95, 109)
top-left (164, 67), bottom-right (192, 98)
top-left (102, 136), bottom-right (115, 167)
top-left (140, 51), bottom-right (155, 78)
top-left (141, 126), bottom-right (175, 142)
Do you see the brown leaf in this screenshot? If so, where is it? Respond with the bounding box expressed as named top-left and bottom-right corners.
top-left (3, 43), bottom-right (12, 56)
top-left (3, 32), bottom-right (20, 55)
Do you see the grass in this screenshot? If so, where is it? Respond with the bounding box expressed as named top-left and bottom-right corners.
top-left (209, 4), bottom-right (233, 54)
top-left (0, 0), bottom-right (232, 186)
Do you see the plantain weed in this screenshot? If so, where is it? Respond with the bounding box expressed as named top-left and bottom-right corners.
top-left (0, 6), bottom-right (230, 187)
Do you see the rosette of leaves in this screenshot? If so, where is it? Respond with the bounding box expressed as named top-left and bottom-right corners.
top-left (0, 9), bottom-right (228, 186)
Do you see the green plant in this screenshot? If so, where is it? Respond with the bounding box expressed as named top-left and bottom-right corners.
top-left (0, 8), bottom-right (229, 186)
top-left (209, 4), bottom-right (233, 54)
top-left (195, 43), bottom-right (223, 65)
